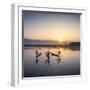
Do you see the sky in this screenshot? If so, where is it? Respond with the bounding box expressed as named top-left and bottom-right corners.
top-left (23, 10), bottom-right (80, 42)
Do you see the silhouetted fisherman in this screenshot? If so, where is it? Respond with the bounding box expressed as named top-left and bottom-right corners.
top-left (35, 50), bottom-right (42, 58)
top-left (46, 50), bottom-right (50, 60)
top-left (57, 51), bottom-right (61, 54)
top-left (35, 49), bottom-right (42, 64)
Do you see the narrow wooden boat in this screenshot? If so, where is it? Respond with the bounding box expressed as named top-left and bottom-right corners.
top-left (51, 52), bottom-right (59, 57)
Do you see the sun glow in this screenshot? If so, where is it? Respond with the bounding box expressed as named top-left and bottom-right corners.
top-left (59, 40), bottom-right (63, 42)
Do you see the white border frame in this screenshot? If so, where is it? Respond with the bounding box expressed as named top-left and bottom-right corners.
top-left (11, 4), bottom-right (87, 87)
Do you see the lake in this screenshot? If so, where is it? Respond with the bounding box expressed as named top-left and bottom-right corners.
top-left (23, 46), bottom-right (80, 77)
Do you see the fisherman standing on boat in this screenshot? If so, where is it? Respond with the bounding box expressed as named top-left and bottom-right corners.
top-left (45, 50), bottom-right (50, 60)
top-left (35, 49), bottom-right (42, 58)
top-left (35, 49), bottom-right (42, 64)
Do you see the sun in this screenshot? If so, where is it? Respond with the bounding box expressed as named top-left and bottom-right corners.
top-left (59, 40), bottom-right (63, 42)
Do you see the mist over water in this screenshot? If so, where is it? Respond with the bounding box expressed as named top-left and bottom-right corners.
top-left (23, 46), bottom-right (80, 77)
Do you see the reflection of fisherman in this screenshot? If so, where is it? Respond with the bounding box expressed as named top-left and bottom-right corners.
top-left (35, 58), bottom-right (38, 64)
top-left (57, 57), bottom-right (61, 63)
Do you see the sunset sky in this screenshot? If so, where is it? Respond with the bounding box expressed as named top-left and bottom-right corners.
top-left (23, 10), bottom-right (80, 42)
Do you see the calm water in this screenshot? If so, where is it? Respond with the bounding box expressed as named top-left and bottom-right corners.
top-left (23, 47), bottom-right (80, 77)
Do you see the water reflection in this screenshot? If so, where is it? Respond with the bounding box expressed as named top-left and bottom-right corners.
top-left (24, 46), bottom-right (80, 77)
top-left (45, 59), bottom-right (50, 64)
top-left (56, 57), bottom-right (61, 63)
top-left (35, 58), bottom-right (39, 64)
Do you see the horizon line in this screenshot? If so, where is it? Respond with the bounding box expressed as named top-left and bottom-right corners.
top-left (24, 38), bottom-right (80, 42)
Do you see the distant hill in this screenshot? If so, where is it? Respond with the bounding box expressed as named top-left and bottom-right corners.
top-left (24, 39), bottom-right (60, 45)
top-left (24, 39), bottom-right (80, 47)
top-left (69, 42), bottom-right (80, 46)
